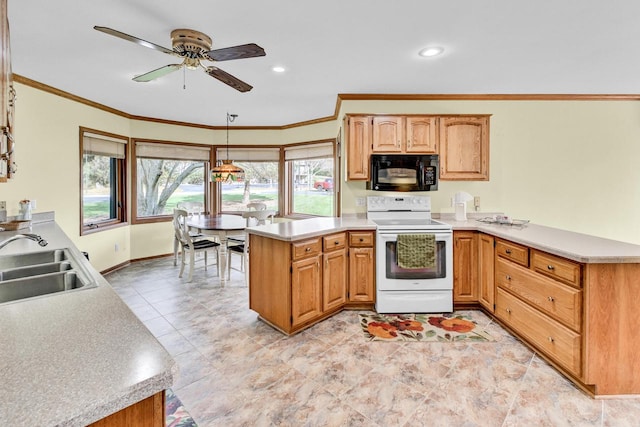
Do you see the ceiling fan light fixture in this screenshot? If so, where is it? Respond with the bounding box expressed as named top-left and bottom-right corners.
top-left (418, 46), bottom-right (444, 57)
top-left (211, 112), bottom-right (245, 183)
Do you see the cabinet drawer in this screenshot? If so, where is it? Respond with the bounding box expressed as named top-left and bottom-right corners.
top-left (349, 231), bottom-right (374, 247)
top-left (292, 238), bottom-right (322, 260)
top-left (531, 250), bottom-right (582, 288)
top-left (495, 239), bottom-right (529, 267)
top-left (323, 233), bottom-right (347, 252)
top-left (496, 258), bottom-right (582, 332)
top-left (496, 288), bottom-right (581, 377)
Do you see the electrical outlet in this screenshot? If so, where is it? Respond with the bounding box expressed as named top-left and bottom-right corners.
top-left (0, 201), bottom-right (6, 210)
top-left (474, 196), bottom-right (481, 211)
top-left (355, 197), bottom-right (366, 207)
top-left (114, 243), bottom-right (120, 252)
top-left (30, 200), bottom-right (37, 209)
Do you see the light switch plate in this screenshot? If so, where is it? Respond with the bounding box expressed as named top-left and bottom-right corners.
top-left (0, 201), bottom-right (6, 210)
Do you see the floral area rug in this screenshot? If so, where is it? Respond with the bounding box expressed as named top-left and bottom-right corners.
top-left (360, 312), bottom-right (494, 342)
top-left (166, 388), bottom-right (198, 427)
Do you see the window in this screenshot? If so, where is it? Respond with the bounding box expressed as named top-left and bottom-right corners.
top-left (81, 129), bottom-right (127, 234)
top-left (133, 140), bottom-right (211, 222)
top-left (285, 141), bottom-right (336, 217)
top-left (217, 147), bottom-right (280, 213)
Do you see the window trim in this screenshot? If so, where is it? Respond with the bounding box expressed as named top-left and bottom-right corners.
top-left (79, 127), bottom-right (128, 235)
top-left (284, 139), bottom-right (339, 218)
top-left (214, 145), bottom-right (283, 215)
top-left (131, 138), bottom-right (213, 225)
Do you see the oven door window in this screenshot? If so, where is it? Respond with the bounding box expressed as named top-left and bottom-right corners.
top-left (385, 240), bottom-right (446, 279)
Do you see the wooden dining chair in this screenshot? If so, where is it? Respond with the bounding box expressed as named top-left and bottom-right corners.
top-left (173, 209), bottom-right (220, 282)
top-left (173, 201), bottom-right (209, 265)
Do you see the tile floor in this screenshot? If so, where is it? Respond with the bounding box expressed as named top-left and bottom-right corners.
top-left (105, 256), bottom-right (640, 427)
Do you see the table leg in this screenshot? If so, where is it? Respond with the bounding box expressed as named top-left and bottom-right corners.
top-left (218, 233), bottom-right (228, 284)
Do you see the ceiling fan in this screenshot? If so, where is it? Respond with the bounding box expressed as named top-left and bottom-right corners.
top-left (94, 26), bottom-right (266, 92)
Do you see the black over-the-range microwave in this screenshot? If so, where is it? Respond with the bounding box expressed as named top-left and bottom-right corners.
top-left (367, 154), bottom-right (439, 192)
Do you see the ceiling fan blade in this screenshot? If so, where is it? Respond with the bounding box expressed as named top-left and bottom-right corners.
top-left (133, 64), bottom-right (182, 82)
top-left (94, 26), bottom-right (176, 56)
top-left (206, 43), bottom-right (266, 62)
top-left (205, 67), bottom-right (253, 92)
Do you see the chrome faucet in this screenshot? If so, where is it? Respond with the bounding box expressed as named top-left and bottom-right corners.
top-left (0, 233), bottom-right (49, 250)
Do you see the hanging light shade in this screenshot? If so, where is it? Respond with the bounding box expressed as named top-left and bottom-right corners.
top-left (211, 112), bottom-right (245, 182)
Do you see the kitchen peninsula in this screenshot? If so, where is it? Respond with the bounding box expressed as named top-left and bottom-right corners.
top-left (0, 218), bottom-right (175, 426)
top-left (247, 216), bottom-right (640, 397)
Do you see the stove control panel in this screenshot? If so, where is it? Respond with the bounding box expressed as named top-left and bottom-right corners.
top-left (367, 196), bottom-right (431, 212)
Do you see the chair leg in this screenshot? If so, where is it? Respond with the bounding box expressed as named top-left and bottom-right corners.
top-left (178, 247), bottom-right (186, 278)
top-left (204, 250), bottom-right (208, 271)
top-left (188, 249), bottom-right (195, 282)
top-left (173, 237), bottom-right (179, 266)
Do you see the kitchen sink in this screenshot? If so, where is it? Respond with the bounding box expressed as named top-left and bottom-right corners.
top-left (0, 249), bottom-right (96, 305)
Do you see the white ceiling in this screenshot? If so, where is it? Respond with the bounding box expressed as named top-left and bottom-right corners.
top-left (8, 0), bottom-right (640, 127)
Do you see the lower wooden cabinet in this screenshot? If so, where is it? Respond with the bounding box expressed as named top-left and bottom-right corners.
top-left (249, 230), bottom-right (375, 334)
top-left (88, 391), bottom-right (165, 427)
top-left (453, 231), bottom-right (478, 303)
top-left (347, 231), bottom-right (375, 305)
top-left (478, 233), bottom-right (495, 313)
top-left (291, 255), bottom-right (323, 328)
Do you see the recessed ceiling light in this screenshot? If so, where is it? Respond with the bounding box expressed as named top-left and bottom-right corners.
top-left (418, 47), bottom-right (444, 57)
top-left (272, 66), bottom-right (286, 73)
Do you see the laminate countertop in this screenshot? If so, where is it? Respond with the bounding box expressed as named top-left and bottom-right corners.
top-left (0, 220), bottom-right (175, 427)
top-left (247, 215), bottom-right (640, 264)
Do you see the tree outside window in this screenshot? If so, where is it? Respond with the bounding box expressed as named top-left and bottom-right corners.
top-left (133, 140), bottom-right (211, 221)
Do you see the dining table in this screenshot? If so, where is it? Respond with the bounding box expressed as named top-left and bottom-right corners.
top-left (186, 214), bottom-right (247, 283)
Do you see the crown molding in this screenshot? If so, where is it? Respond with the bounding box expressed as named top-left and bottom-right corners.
top-left (13, 74), bottom-right (640, 130)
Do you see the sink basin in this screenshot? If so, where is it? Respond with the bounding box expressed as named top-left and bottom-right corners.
top-left (0, 249), bottom-right (96, 305)
top-left (0, 261), bottom-right (72, 281)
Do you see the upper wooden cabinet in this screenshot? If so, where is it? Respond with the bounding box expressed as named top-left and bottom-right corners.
top-left (372, 116), bottom-right (438, 154)
top-left (0, 0), bottom-right (14, 182)
top-left (439, 116), bottom-right (490, 181)
top-left (345, 115), bottom-right (371, 180)
top-left (344, 114), bottom-right (489, 181)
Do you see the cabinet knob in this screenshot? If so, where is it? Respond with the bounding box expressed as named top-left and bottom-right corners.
top-left (505, 249), bottom-right (512, 254)
top-left (547, 265), bottom-right (555, 270)
top-left (506, 308), bottom-right (512, 314)
top-left (548, 336), bottom-right (555, 343)
top-left (505, 275), bottom-right (511, 280)
top-left (305, 247), bottom-right (311, 252)
top-left (548, 296), bottom-right (555, 302)
top-left (335, 241), bottom-right (340, 245)
top-left (359, 238), bottom-right (364, 242)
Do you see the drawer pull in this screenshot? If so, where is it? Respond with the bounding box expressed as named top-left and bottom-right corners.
top-left (335, 241), bottom-right (340, 245)
top-left (359, 238), bottom-right (364, 242)
top-left (547, 265), bottom-right (555, 270)
top-left (305, 247), bottom-right (312, 252)
top-left (548, 296), bottom-right (555, 302)
top-left (506, 308), bottom-right (512, 314)
top-left (548, 336), bottom-right (554, 343)
top-left (505, 275), bottom-right (511, 280)
top-left (505, 249), bottom-right (512, 254)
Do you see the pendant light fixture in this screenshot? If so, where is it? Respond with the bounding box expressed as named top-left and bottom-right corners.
top-left (210, 112), bottom-right (245, 183)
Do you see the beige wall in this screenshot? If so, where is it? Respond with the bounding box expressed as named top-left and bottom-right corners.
top-left (5, 83), bottom-right (640, 272)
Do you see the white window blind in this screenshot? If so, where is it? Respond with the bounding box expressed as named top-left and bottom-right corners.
top-left (136, 142), bottom-right (210, 161)
top-left (284, 142), bottom-right (333, 161)
top-left (216, 147), bottom-right (280, 161)
top-left (83, 132), bottom-right (127, 159)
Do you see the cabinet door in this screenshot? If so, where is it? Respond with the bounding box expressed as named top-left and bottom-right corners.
top-left (292, 255), bottom-right (323, 327)
top-left (453, 231), bottom-right (478, 303)
top-left (406, 117), bottom-right (438, 153)
top-left (372, 116), bottom-right (404, 153)
top-left (478, 233), bottom-right (495, 312)
top-left (323, 249), bottom-right (347, 312)
top-left (348, 247), bottom-right (374, 303)
top-left (439, 116), bottom-right (489, 180)
top-left (346, 115), bottom-right (371, 180)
